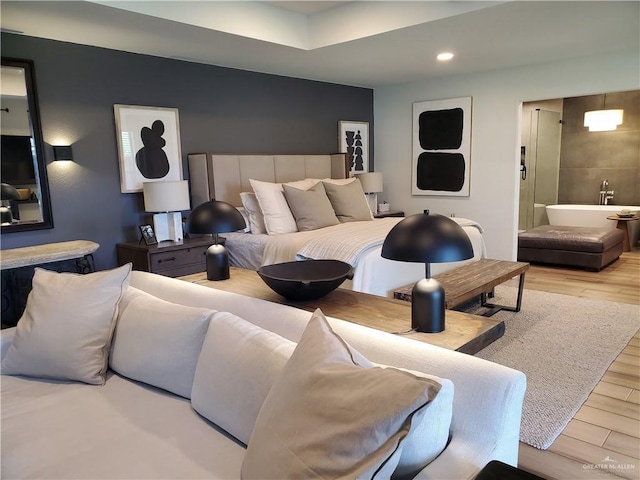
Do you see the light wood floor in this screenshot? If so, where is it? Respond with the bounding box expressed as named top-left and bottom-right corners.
top-left (512, 249), bottom-right (640, 479)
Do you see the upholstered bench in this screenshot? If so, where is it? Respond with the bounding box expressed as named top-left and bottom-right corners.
top-left (518, 225), bottom-right (624, 271)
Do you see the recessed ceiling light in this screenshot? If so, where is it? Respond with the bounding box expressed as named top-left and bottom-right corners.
top-left (437, 52), bottom-right (454, 61)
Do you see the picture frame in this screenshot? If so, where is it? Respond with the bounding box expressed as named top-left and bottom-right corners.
top-left (338, 121), bottom-right (369, 176)
top-left (412, 97), bottom-right (472, 196)
top-left (114, 104), bottom-right (183, 193)
top-left (139, 224), bottom-right (158, 245)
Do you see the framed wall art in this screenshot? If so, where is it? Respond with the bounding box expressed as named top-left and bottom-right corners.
top-left (412, 96), bottom-right (472, 196)
top-left (114, 104), bottom-right (183, 193)
top-left (338, 120), bottom-right (369, 176)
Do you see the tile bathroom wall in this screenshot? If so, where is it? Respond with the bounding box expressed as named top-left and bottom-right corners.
top-left (559, 90), bottom-right (640, 206)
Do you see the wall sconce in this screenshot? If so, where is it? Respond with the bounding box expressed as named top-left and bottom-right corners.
top-left (53, 145), bottom-right (73, 161)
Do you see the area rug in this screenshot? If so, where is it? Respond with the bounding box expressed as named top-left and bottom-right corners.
top-left (466, 286), bottom-right (639, 450)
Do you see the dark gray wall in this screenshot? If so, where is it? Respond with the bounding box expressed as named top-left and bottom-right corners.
top-left (1, 34), bottom-right (374, 269)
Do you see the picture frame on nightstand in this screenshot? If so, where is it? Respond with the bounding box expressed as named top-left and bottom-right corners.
top-left (139, 224), bottom-right (158, 245)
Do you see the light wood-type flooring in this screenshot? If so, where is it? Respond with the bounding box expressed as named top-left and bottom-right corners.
top-left (510, 249), bottom-right (640, 479)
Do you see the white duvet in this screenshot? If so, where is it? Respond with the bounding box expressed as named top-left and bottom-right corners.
top-left (259, 217), bottom-right (486, 297)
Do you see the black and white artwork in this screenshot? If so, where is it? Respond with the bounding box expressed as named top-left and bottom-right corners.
top-left (339, 121), bottom-right (369, 176)
top-left (412, 97), bottom-right (471, 196)
top-left (114, 105), bottom-right (182, 193)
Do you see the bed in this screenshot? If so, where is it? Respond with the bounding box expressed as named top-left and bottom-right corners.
top-left (188, 153), bottom-right (486, 297)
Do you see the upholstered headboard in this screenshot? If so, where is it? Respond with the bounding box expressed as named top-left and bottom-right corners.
top-left (187, 153), bottom-right (348, 207)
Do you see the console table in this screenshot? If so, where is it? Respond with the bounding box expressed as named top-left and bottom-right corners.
top-left (178, 268), bottom-right (505, 354)
top-left (1, 240), bottom-right (99, 327)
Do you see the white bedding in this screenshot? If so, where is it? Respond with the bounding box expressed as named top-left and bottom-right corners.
top-left (225, 218), bottom-right (486, 297)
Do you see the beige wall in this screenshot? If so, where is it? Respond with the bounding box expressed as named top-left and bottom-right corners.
top-left (559, 90), bottom-right (640, 206)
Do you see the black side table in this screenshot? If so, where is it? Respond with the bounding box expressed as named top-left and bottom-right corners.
top-left (474, 461), bottom-right (546, 480)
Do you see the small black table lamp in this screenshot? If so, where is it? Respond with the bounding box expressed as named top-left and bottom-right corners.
top-left (381, 210), bottom-right (473, 333)
top-left (185, 200), bottom-right (246, 281)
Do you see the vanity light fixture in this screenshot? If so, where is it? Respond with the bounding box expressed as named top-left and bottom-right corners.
top-left (437, 52), bottom-right (454, 61)
top-left (583, 109), bottom-right (624, 132)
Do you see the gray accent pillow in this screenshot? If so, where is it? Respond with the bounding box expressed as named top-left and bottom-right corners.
top-left (282, 182), bottom-right (340, 231)
top-left (241, 309), bottom-right (443, 479)
top-left (322, 179), bottom-right (373, 222)
top-left (1, 264), bottom-right (132, 385)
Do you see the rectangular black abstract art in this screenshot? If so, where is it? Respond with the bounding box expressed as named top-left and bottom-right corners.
top-left (412, 97), bottom-right (471, 196)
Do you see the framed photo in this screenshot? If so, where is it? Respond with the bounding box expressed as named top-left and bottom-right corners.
top-left (139, 224), bottom-right (158, 245)
top-left (114, 104), bottom-right (183, 193)
top-left (412, 97), bottom-right (472, 196)
top-left (338, 121), bottom-right (369, 176)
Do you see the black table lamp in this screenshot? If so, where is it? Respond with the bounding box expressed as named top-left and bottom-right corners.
top-left (381, 210), bottom-right (473, 333)
top-left (185, 200), bottom-right (246, 281)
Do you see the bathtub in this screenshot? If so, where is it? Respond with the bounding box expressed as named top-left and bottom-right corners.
top-left (546, 204), bottom-right (640, 229)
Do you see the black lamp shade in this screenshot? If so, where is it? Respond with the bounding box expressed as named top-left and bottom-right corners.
top-left (381, 213), bottom-right (473, 264)
top-left (1, 183), bottom-right (21, 201)
top-left (185, 201), bottom-right (246, 235)
top-left (185, 201), bottom-right (246, 281)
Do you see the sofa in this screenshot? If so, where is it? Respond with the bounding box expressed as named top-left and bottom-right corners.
top-left (1, 266), bottom-right (526, 479)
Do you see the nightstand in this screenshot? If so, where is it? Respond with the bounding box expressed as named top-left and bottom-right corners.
top-left (374, 210), bottom-right (404, 218)
top-left (116, 237), bottom-right (216, 278)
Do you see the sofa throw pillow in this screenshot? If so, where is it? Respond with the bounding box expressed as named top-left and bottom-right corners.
top-left (1, 264), bottom-right (132, 385)
top-left (282, 182), bottom-right (340, 231)
top-left (239, 192), bottom-right (267, 234)
top-left (191, 311), bottom-right (296, 445)
top-left (249, 178), bottom-right (316, 235)
top-left (109, 287), bottom-right (215, 399)
top-left (323, 178), bottom-right (373, 222)
top-left (241, 309), bottom-right (443, 479)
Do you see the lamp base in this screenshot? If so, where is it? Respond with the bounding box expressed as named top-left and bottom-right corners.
top-left (153, 212), bottom-right (184, 243)
top-left (411, 278), bottom-right (445, 333)
top-left (206, 244), bottom-right (230, 281)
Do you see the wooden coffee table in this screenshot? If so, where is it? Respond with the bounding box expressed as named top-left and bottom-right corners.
top-left (394, 259), bottom-right (529, 316)
top-left (178, 268), bottom-right (505, 354)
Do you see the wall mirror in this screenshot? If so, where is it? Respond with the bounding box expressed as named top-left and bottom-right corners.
top-left (0, 57), bottom-right (53, 232)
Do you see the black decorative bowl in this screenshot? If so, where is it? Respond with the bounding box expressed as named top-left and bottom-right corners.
top-left (257, 260), bottom-right (353, 301)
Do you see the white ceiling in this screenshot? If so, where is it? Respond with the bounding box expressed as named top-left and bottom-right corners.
top-left (1, 1), bottom-right (638, 88)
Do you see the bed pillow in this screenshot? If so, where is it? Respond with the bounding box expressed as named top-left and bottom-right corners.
top-left (242, 309), bottom-right (445, 479)
top-left (110, 287), bottom-right (215, 399)
top-left (322, 177), bottom-right (356, 185)
top-left (323, 178), bottom-right (373, 222)
top-left (236, 206), bottom-right (252, 233)
top-left (239, 192), bottom-right (266, 234)
top-left (282, 182), bottom-right (340, 231)
top-left (250, 179), bottom-right (316, 235)
top-left (1, 264), bottom-right (131, 385)
top-left (191, 311), bottom-right (296, 445)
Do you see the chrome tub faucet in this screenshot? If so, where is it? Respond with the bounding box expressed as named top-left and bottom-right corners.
top-left (599, 179), bottom-right (614, 205)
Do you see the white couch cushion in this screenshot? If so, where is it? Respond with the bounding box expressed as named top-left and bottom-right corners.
top-left (110, 287), bottom-right (214, 399)
top-left (1, 264), bottom-right (131, 385)
top-left (242, 309), bottom-right (448, 479)
top-left (191, 311), bottom-right (296, 444)
top-left (1, 373), bottom-right (246, 479)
